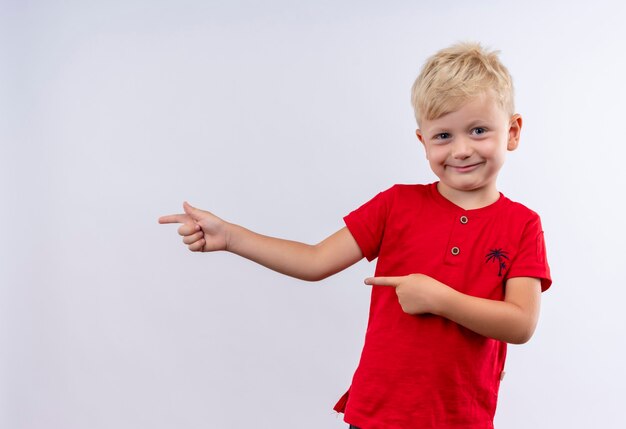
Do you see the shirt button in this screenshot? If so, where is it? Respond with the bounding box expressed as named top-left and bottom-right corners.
top-left (451, 246), bottom-right (460, 255)
top-left (460, 215), bottom-right (468, 224)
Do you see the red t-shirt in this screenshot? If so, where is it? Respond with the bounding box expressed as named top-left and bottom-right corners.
top-left (334, 183), bottom-right (551, 429)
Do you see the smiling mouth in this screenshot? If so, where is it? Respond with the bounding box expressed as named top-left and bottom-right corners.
top-left (447, 163), bottom-right (483, 173)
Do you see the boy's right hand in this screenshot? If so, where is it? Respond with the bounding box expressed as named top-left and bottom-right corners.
top-left (160, 201), bottom-right (364, 281)
top-left (158, 202), bottom-right (228, 252)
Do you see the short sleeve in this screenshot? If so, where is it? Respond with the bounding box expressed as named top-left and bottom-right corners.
top-left (506, 213), bottom-right (552, 292)
top-left (343, 187), bottom-right (394, 262)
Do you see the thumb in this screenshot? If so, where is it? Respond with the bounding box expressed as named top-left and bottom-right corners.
top-left (183, 201), bottom-right (203, 220)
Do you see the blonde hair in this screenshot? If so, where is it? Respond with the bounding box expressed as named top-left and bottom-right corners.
top-left (410, 42), bottom-right (514, 125)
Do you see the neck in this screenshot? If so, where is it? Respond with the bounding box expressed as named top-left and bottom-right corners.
top-left (436, 182), bottom-right (500, 210)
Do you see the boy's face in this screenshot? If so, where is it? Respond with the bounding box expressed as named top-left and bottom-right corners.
top-left (415, 93), bottom-right (522, 206)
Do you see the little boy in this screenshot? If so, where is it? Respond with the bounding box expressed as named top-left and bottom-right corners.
top-left (159, 42), bottom-right (551, 429)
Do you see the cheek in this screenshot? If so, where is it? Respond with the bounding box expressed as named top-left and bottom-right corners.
top-left (421, 143), bottom-right (431, 159)
top-left (426, 146), bottom-right (446, 163)
top-left (488, 147), bottom-right (507, 167)
top-left (483, 141), bottom-right (507, 158)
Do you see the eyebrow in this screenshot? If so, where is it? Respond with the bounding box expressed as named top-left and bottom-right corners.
top-left (466, 120), bottom-right (491, 128)
top-left (428, 126), bottom-right (450, 134)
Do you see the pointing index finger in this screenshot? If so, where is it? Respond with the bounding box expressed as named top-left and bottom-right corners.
top-left (158, 213), bottom-right (188, 224)
top-left (364, 276), bottom-right (400, 287)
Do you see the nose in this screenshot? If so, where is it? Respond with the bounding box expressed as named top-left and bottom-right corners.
top-left (451, 137), bottom-right (472, 159)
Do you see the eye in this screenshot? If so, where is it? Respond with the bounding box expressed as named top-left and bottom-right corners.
top-left (471, 127), bottom-right (487, 136)
top-left (434, 132), bottom-right (451, 140)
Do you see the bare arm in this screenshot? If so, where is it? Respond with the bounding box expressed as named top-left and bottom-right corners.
top-left (159, 202), bottom-right (363, 281)
top-left (227, 224), bottom-right (363, 281)
top-left (435, 277), bottom-right (541, 344)
top-left (365, 274), bottom-right (542, 344)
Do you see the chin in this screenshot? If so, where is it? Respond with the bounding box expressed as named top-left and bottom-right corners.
top-left (444, 180), bottom-right (491, 193)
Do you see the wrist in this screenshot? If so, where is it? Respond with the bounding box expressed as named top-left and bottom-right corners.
top-left (432, 281), bottom-right (456, 317)
top-left (223, 222), bottom-right (235, 252)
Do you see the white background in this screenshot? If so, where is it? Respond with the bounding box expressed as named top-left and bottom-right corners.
top-left (2, 1), bottom-right (625, 428)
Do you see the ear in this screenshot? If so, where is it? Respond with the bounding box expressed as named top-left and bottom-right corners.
top-left (415, 129), bottom-right (428, 159)
top-left (507, 114), bottom-right (523, 151)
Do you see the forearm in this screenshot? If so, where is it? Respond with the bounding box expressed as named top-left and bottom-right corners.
top-left (225, 223), bottom-right (317, 280)
top-left (434, 286), bottom-right (539, 344)
top-left (366, 275), bottom-right (541, 344)
top-left (225, 224), bottom-right (361, 282)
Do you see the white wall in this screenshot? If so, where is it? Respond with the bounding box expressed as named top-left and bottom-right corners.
top-left (2, 1), bottom-right (625, 428)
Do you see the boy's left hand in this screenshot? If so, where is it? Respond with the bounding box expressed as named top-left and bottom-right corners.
top-left (364, 274), bottom-right (449, 315)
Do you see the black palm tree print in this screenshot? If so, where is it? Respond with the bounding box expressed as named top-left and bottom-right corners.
top-left (485, 249), bottom-right (510, 277)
